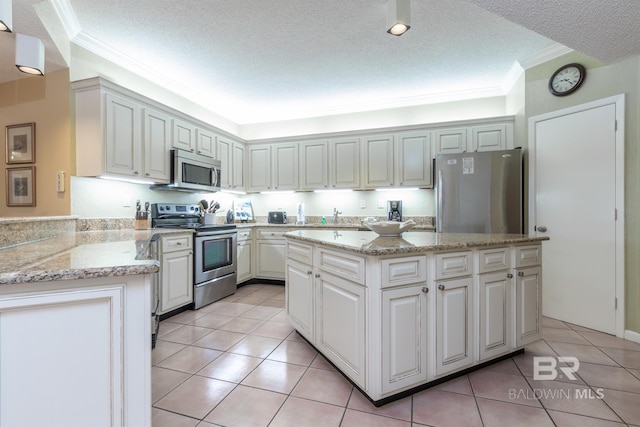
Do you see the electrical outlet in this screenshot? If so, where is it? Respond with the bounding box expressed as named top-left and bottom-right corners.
top-left (377, 199), bottom-right (385, 209)
top-left (359, 199), bottom-right (366, 209)
top-left (122, 195), bottom-right (132, 207)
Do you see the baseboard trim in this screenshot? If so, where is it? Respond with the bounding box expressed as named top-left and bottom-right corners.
top-left (624, 329), bottom-right (640, 344)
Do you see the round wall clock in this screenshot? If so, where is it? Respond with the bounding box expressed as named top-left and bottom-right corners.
top-left (548, 63), bottom-right (586, 96)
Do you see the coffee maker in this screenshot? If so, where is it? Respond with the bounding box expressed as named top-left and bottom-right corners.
top-left (387, 200), bottom-right (402, 222)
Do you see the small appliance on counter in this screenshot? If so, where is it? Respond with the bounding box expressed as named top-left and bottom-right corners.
top-left (268, 211), bottom-right (287, 224)
top-left (387, 200), bottom-right (402, 222)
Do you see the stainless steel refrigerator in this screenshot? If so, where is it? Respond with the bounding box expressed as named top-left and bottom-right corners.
top-left (435, 148), bottom-right (523, 234)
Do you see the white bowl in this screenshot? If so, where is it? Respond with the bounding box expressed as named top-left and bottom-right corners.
top-left (361, 219), bottom-right (416, 236)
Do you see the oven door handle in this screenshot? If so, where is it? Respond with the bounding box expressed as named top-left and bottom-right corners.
top-left (195, 232), bottom-right (237, 239)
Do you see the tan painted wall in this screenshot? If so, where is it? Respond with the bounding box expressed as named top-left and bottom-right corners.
top-left (0, 69), bottom-right (72, 217)
top-left (524, 53), bottom-right (640, 334)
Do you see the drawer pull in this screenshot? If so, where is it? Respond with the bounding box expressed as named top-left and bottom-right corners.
top-left (422, 286), bottom-right (429, 293)
top-left (438, 284), bottom-right (445, 291)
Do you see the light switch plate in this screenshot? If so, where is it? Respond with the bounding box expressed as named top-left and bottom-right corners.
top-left (56, 171), bottom-right (65, 192)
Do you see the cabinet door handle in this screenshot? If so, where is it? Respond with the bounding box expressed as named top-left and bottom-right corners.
top-left (307, 270), bottom-right (313, 275)
top-left (315, 273), bottom-right (321, 278)
top-left (438, 284), bottom-right (445, 291)
top-left (176, 242), bottom-right (182, 245)
top-left (518, 271), bottom-right (524, 277)
top-left (507, 273), bottom-right (513, 278)
top-left (422, 286), bottom-right (429, 293)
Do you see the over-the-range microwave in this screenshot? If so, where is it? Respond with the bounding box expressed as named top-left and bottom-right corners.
top-left (151, 149), bottom-right (221, 193)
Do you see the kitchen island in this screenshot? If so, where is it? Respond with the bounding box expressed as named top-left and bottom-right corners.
top-left (284, 229), bottom-right (548, 405)
top-left (0, 229), bottom-right (185, 427)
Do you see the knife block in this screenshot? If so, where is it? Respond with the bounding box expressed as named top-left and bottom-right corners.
top-left (135, 218), bottom-right (149, 230)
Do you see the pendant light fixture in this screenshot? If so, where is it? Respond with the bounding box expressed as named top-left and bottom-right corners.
top-left (0, 0), bottom-right (12, 32)
top-left (15, 33), bottom-right (45, 76)
top-left (387, 0), bottom-right (411, 36)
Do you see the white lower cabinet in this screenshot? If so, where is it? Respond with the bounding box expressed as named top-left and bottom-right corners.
top-left (236, 229), bottom-right (253, 283)
top-left (381, 285), bottom-right (429, 393)
top-left (285, 258), bottom-right (315, 342)
top-left (515, 266), bottom-right (542, 347)
top-left (284, 238), bottom-right (543, 403)
top-left (316, 271), bottom-right (366, 388)
top-left (256, 229), bottom-right (289, 279)
top-left (159, 233), bottom-right (193, 314)
top-left (478, 271), bottom-right (513, 361)
top-left (435, 276), bottom-right (474, 376)
top-left (0, 275), bottom-right (152, 427)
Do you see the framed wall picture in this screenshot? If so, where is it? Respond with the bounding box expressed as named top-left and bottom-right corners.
top-left (6, 123), bottom-right (35, 164)
top-left (6, 166), bottom-right (36, 207)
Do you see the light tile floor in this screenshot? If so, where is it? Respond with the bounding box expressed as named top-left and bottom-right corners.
top-left (152, 284), bottom-right (640, 426)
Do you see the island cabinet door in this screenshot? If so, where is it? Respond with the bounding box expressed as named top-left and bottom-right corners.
top-left (381, 285), bottom-right (429, 394)
top-left (478, 271), bottom-right (513, 361)
top-left (0, 286), bottom-right (126, 427)
top-left (285, 258), bottom-right (314, 342)
top-left (515, 266), bottom-right (542, 347)
top-left (435, 277), bottom-right (473, 376)
top-left (316, 272), bottom-right (366, 388)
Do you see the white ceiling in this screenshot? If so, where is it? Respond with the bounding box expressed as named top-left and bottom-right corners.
top-left (1, 1), bottom-right (638, 124)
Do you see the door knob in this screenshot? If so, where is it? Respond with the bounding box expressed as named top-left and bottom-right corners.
top-left (536, 225), bottom-right (548, 232)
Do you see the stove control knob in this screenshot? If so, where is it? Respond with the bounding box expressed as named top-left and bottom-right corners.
top-left (158, 206), bottom-right (164, 211)
top-left (165, 205), bottom-right (171, 211)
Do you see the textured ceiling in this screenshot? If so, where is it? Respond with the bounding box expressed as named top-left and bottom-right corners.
top-left (1, 1), bottom-right (638, 124)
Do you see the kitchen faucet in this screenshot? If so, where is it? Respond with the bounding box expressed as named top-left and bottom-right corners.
top-left (333, 208), bottom-right (342, 224)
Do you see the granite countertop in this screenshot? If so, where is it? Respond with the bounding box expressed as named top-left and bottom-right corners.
top-left (237, 222), bottom-right (436, 231)
top-left (0, 229), bottom-right (192, 285)
top-left (285, 229), bottom-right (549, 256)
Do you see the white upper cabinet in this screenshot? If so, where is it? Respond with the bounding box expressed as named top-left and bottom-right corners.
top-left (434, 128), bottom-right (468, 155)
top-left (217, 136), bottom-right (245, 190)
top-left (104, 93), bottom-right (141, 177)
top-left (330, 137), bottom-right (360, 189)
top-left (196, 128), bottom-right (216, 158)
top-left (362, 134), bottom-right (394, 188)
top-left (272, 144), bottom-right (299, 191)
top-left (172, 118), bottom-right (197, 152)
top-left (142, 108), bottom-right (171, 182)
top-left (471, 124), bottom-right (509, 152)
top-left (247, 144), bottom-right (272, 192)
top-left (300, 140), bottom-right (330, 190)
top-left (396, 131), bottom-right (432, 188)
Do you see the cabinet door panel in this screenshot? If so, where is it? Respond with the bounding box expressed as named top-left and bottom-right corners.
top-left (143, 108), bottom-right (171, 182)
top-left (479, 271), bottom-right (513, 360)
top-left (172, 119), bottom-right (196, 151)
top-left (382, 286), bottom-right (428, 393)
top-left (161, 251), bottom-right (193, 313)
top-left (105, 93), bottom-right (140, 176)
top-left (434, 128), bottom-right (467, 154)
top-left (197, 129), bottom-right (216, 158)
top-left (363, 135), bottom-right (394, 188)
top-left (273, 144), bottom-right (298, 190)
top-left (317, 273), bottom-right (365, 387)
top-left (472, 125), bottom-right (507, 151)
top-left (256, 240), bottom-right (286, 279)
top-left (515, 266), bottom-right (542, 347)
top-left (237, 241), bottom-right (252, 283)
top-left (300, 141), bottom-right (329, 189)
top-left (232, 142), bottom-right (245, 189)
top-left (248, 145), bottom-right (272, 191)
top-left (436, 277), bottom-right (473, 375)
top-left (331, 138), bottom-right (360, 188)
top-left (286, 259), bottom-right (314, 342)
top-left (397, 132), bottom-right (432, 187)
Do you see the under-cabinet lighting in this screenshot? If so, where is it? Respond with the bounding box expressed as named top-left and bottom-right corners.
top-left (260, 190), bottom-right (295, 195)
top-left (220, 189), bottom-right (247, 195)
top-left (313, 189), bottom-right (353, 193)
top-left (375, 187), bottom-right (419, 192)
top-left (99, 175), bottom-right (156, 185)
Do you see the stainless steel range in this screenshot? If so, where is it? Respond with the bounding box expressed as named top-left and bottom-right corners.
top-left (151, 203), bottom-right (237, 309)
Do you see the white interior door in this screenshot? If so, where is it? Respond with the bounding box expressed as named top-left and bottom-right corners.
top-left (529, 95), bottom-right (624, 335)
